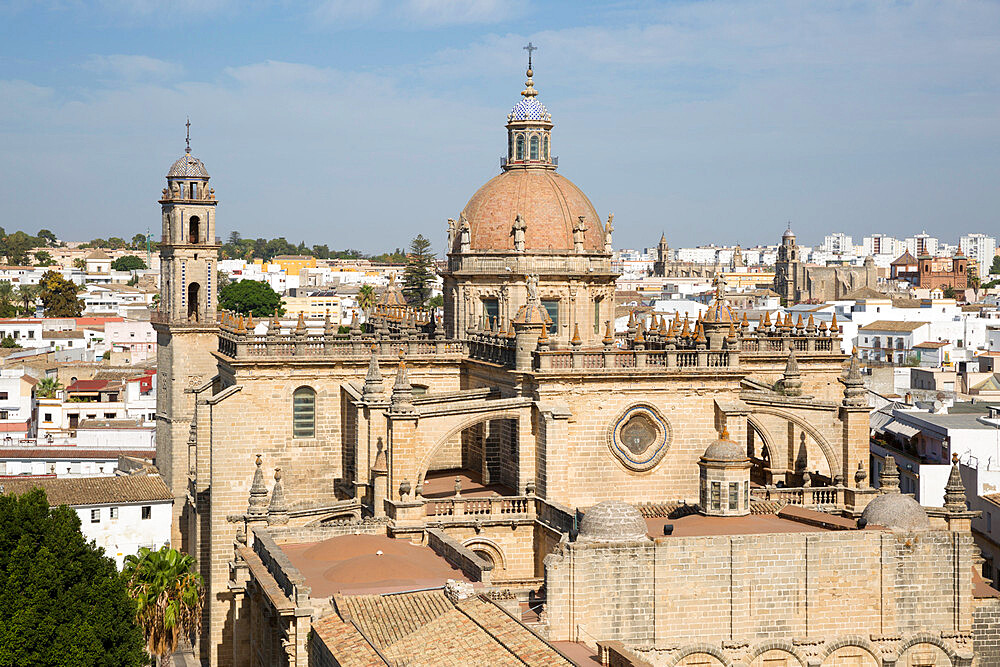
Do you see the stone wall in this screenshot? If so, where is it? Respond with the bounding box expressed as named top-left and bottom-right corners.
top-left (545, 529), bottom-right (979, 664)
top-left (973, 598), bottom-right (1000, 664)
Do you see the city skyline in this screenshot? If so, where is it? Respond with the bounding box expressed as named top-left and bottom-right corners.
top-left (2, 1), bottom-right (1000, 253)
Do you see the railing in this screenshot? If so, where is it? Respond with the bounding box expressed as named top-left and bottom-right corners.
top-left (467, 332), bottom-right (516, 367)
top-left (218, 329), bottom-right (465, 359)
top-left (446, 254), bottom-right (613, 275)
top-left (425, 496), bottom-right (533, 518)
top-left (535, 348), bottom-right (735, 371)
top-left (751, 485), bottom-right (846, 507)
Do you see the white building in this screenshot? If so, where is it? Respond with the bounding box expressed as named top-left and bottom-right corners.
top-left (905, 232), bottom-right (939, 258)
top-left (0, 369), bottom-right (36, 439)
top-left (822, 232), bottom-right (853, 255)
top-left (106, 320), bottom-right (156, 364)
top-left (863, 234), bottom-right (906, 258)
top-left (0, 474), bottom-right (172, 568)
top-left (960, 233), bottom-right (997, 281)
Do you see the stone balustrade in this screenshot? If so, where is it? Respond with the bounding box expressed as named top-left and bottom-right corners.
top-left (536, 348), bottom-right (734, 372)
top-left (217, 328), bottom-right (465, 359)
top-left (425, 495), bottom-right (533, 518)
top-left (751, 485), bottom-right (846, 507)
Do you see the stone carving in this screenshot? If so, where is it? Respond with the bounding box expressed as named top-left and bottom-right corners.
top-left (512, 214), bottom-right (527, 252)
top-left (573, 216), bottom-right (588, 253)
top-left (447, 218), bottom-right (457, 248)
top-left (606, 403), bottom-right (672, 472)
top-left (459, 214), bottom-right (471, 252)
top-left (526, 274), bottom-right (539, 304)
top-left (604, 213), bottom-right (614, 253)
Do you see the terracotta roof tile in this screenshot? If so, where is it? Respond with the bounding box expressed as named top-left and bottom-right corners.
top-left (0, 474), bottom-right (172, 506)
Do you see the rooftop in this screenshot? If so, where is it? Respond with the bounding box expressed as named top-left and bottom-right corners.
top-left (644, 511), bottom-right (838, 539)
top-left (317, 590), bottom-right (574, 667)
top-left (279, 533), bottom-right (469, 597)
top-left (858, 320), bottom-right (928, 333)
top-left (0, 473), bottom-right (171, 506)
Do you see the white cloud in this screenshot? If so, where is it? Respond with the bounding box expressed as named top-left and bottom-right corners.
top-left (401, 0), bottom-right (524, 26)
top-left (82, 55), bottom-right (183, 81)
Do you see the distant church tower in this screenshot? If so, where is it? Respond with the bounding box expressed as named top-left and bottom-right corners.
top-left (774, 225), bottom-right (800, 302)
top-left (154, 121), bottom-right (221, 550)
top-left (653, 232), bottom-right (669, 277)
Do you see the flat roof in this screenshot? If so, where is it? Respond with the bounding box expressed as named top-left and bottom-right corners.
top-left (645, 512), bottom-right (832, 538)
top-left (279, 533), bottom-right (469, 597)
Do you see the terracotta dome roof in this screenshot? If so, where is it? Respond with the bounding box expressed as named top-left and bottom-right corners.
top-left (455, 169), bottom-right (605, 253)
top-left (702, 435), bottom-right (747, 463)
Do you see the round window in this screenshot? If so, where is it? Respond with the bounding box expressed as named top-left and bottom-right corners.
top-left (606, 404), bottom-right (671, 472)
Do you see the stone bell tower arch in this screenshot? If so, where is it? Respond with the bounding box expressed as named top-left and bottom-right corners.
top-left (153, 120), bottom-right (222, 551)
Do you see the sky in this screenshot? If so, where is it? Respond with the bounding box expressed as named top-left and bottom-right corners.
top-left (1, 0), bottom-right (999, 255)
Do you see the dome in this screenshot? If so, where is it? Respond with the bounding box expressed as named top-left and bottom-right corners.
top-left (702, 437), bottom-right (747, 463)
top-left (578, 501), bottom-right (648, 542)
top-left (167, 152), bottom-right (210, 178)
top-left (704, 299), bottom-right (735, 323)
top-left (455, 169), bottom-right (605, 253)
top-left (510, 97), bottom-right (550, 122)
top-left (860, 492), bottom-right (929, 531)
top-left (782, 226), bottom-right (796, 239)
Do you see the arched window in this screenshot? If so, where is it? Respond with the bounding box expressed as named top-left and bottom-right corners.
top-left (187, 283), bottom-right (200, 322)
top-left (515, 135), bottom-right (525, 160)
top-left (189, 216), bottom-right (200, 244)
top-left (293, 387), bottom-right (316, 438)
top-left (529, 135), bottom-right (539, 160)
top-left (543, 135), bottom-right (549, 160)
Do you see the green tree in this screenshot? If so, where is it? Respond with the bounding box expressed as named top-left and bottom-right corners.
top-left (5, 231), bottom-right (36, 265)
top-left (33, 250), bottom-right (55, 267)
top-left (36, 229), bottom-right (58, 247)
top-left (0, 489), bottom-right (146, 666)
top-left (36, 376), bottom-right (62, 398)
top-left (0, 335), bottom-right (19, 348)
top-left (217, 270), bottom-right (230, 290)
top-left (218, 280), bottom-right (283, 317)
top-left (990, 255), bottom-right (1000, 276)
top-left (402, 234), bottom-right (435, 307)
top-left (942, 285), bottom-right (957, 299)
top-left (73, 257), bottom-right (87, 270)
top-left (427, 294), bottom-right (443, 309)
top-left (39, 270), bottom-right (83, 317)
top-left (130, 233), bottom-right (147, 250)
top-left (16, 284), bottom-right (38, 315)
top-left (0, 281), bottom-right (16, 318)
top-left (107, 237), bottom-right (127, 250)
top-left (88, 238), bottom-right (108, 248)
top-left (123, 546), bottom-right (204, 667)
top-left (357, 284), bottom-right (376, 313)
top-left (112, 255), bottom-right (147, 272)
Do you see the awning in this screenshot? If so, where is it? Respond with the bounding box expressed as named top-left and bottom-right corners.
top-left (884, 421), bottom-right (920, 439)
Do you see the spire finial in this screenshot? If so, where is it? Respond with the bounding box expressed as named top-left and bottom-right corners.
top-left (185, 117), bottom-right (191, 154)
top-left (524, 41), bottom-right (537, 71)
top-left (521, 42), bottom-right (538, 98)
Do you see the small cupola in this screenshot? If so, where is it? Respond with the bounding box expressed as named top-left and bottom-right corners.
top-left (699, 429), bottom-right (751, 517)
top-left (504, 43), bottom-right (555, 170)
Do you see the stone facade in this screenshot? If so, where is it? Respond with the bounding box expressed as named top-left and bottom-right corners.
top-left (774, 227), bottom-right (879, 304)
top-left (154, 66), bottom-right (997, 666)
top-left (545, 529), bottom-right (978, 665)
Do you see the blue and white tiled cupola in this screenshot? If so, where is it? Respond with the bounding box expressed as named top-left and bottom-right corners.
top-left (504, 46), bottom-right (555, 171)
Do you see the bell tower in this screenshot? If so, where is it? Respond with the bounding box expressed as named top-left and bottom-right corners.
top-left (154, 121), bottom-right (222, 553)
top-left (159, 119), bottom-right (219, 325)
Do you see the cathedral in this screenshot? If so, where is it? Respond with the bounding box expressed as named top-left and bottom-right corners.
top-left (155, 55), bottom-right (998, 666)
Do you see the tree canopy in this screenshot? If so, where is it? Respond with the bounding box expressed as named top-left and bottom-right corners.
top-left (990, 255), bottom-right (1000, 276)
top-left (40, 270), bottom-right (83, 317)
top-left (111, 255), bottom-right (147, 272)
top-left (0, 490), bottom-right (146, 666)
top-left (402, 234), bottom-right (435, 307)
top-left (218, 280), bottom-right (284, 317)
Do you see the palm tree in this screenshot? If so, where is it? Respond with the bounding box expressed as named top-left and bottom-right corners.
top-left (358, 284), bottom-right (376, 314)
top-left (16, 284), bottom-right (37, 315)
top-left (0, 281), bottom-right (15, 317)
top-left (36, 376), bottom-right (62, 399)
top-left (124, 546), bottom-right (204, 667)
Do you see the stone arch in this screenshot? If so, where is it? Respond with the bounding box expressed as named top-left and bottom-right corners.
top-left (746, 640), bottom-right (806, 667)
top-left (667, 643), bottom-right (731, 667)
top-left (890, 632), bottom-right (967, 666)
top-left (817, 635), bottom-right (880, 666)
top-left (416, 410), bottom-right (524, 485)
top-left (746, 407), bottom-right (840, 480)
top-left (462, 537), bottom-right (507, 573)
